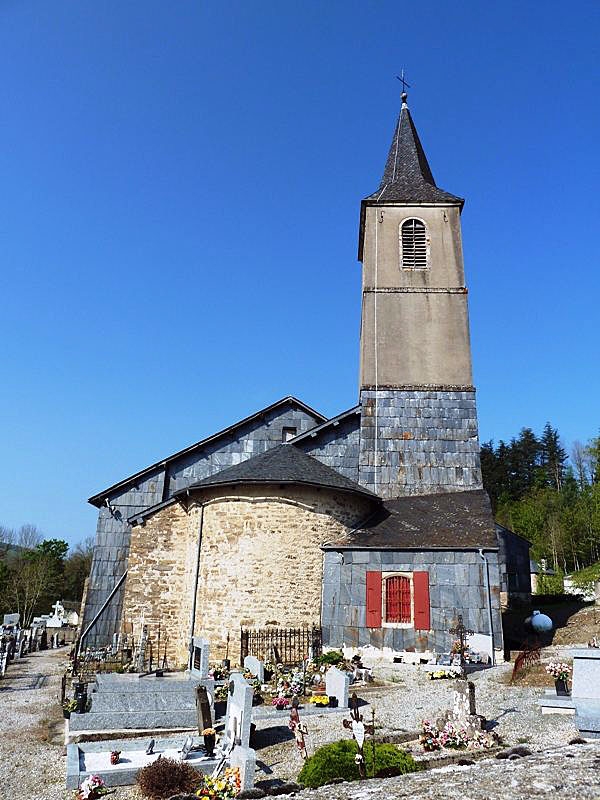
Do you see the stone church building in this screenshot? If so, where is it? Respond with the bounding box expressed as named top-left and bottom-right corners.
top-left (81, 92), bottom-right (530, 666)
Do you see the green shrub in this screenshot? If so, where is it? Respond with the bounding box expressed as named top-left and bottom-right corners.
top-left (315, 650), bottom-right (345, 666)
top-left (535, 572), bottom-right (564, 594)
top-left (297, 739), bottom-right (420, 788)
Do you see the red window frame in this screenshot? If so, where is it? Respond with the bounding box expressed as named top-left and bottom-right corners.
top-left (385, 575), bottom-right (411, 623)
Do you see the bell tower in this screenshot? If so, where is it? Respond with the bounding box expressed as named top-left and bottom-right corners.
top-left (357, 92), bottom-right (483, 498)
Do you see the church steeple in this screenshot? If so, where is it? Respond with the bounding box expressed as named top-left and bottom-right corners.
top-left (357, 91), bottom-right (483, 499)
top-left (358, 92), bottom-right (463, 260)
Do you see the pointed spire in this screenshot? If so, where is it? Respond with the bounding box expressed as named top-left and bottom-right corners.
top-left (364, 93), bottom-right (463, 206)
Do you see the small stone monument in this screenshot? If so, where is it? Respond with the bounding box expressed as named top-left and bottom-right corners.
top-left (190, 636), bottom-right (210, 679)
top-left (243, 655), bottom-right (264, 682)
top-left (325, 666), bottom-right (350, 709)
top-left (437, 680), bottom-right (484, 737)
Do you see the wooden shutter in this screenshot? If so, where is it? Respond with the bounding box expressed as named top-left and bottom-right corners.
top-left (365, 571), bottom-right (382, 628)
top-left (401, 219), bottom-right (427, 269)
top-left (385, 575), bottom-right (411, 623)
top-left (413, 571), bottom-right (431, 630)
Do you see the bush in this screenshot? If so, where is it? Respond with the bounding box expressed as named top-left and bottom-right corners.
top-left (535, 572), bottom-right (564, 595)
top-left (137, 757), bottom-right (200, 799)
top-left (297, 740), bottom-right (420, 788)
top-left (315, 650), bottom-right (345, 666)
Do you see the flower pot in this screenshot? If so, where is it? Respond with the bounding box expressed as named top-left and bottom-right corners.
top-left (264, 669), bottom-right (274, 682)
top-left (555, 679), bottom-right (569, 696)
top-left (203, 732), bottom-right (216, 758)
top-left (214, 700), bottom-right (226, 719)
top-left (328, 696), bottom-right (338, 708)
top-left (63, 710), bottom-right (71, 719)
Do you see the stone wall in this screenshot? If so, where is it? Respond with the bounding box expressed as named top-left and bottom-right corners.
top-left (121, 485), bottom-right (373, 667)
top-left (358, 389), bottom-right (482, 498)
top-left (321, 548), bottom-right (503, 655)
top-left (83, 403), bottom-right (322, 647)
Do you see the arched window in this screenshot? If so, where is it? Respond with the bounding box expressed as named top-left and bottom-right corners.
top-left (400, 218), bottom-right (428, 270)
top-left (385, 575), bottom-right (411, 623)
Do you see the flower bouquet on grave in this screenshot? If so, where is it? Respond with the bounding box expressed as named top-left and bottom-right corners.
top-left (263, 661), bottom-right (275, 682)
top-left (546, 660), bottom-right (571, 695)
top-left (195, 766), bottom-right (241, 800)
top-left (272, 695), bottom-right (289, 710)
top-left (307, 694), bottom-right (330, 707)
top-left (62, 698), bottom-right (78, 718)
top-left (75, 774), bottom-right (112, 800)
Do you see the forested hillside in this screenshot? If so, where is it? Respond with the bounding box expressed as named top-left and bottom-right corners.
top-left (481, 424), bottom-right (600, 574)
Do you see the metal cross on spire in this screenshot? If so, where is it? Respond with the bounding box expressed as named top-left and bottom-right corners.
top-left (396, 69), bottom-right (411, 94)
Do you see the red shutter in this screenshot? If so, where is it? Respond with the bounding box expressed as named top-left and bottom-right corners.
top-left (365, 571), bottom-right (382, 628)
top-left (385, 575), bottom-right (411, 623)
top-left (413, 571), bottom-right (430, 630)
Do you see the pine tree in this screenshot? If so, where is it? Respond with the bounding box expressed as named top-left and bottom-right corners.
top-left (539, 423), bottom-right (567, 491)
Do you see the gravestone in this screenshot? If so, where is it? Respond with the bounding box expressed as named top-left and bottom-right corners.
top-left (195, 685), bottom-right (213, 732)
top-left (190, 636), bottom-right (210, 679)
top-left (571, 649), bottom-right (600, 700)
top-left (325, 666), bottom-right (350, 709)
top-left (441, 680), bottom-right (483, 737)
top-left (3, 613), bottom-right (19, 626)
top-left (243, 655), bottom-right (264, 682)
top-left (223, 672), bottom-right (254, 749)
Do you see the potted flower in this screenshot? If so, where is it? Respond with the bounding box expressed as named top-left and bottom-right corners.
top-left (75, 774), bottom-right (111, 799)
top-left (110, 750), bottom-right (121, 765)
top-left (272, 696), bottom-right (289, 711)
top-left (546, 661), bottom-right (571, 696)
top-left (202, 727), bottom-right (217, 757)
top-left (62, 699), bottom-right (78, 719)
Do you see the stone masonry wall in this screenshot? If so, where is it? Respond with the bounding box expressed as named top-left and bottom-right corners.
top-left (83, 404), bottom-right (322, 647)
top-left (358, 389), bottom-right (483, 498)
top-left (322, 549), bottom-right (503, 655)
top-left (122, 485), bottom-right (373, 667)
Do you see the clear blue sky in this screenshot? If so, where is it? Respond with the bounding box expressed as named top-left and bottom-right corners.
top-left (1, 1), bottom-right (599, 547)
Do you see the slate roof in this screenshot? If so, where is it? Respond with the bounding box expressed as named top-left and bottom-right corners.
top-left (174, 443), bottom-right (379, 501)
top-left (322, 489), bottom-right (498, 550)
top-left (358, 95), bottom-right (463, 260)
top-left (88, 396), bottom-right (326, 507)
top-left (288, 405), bottom-right (360, 444)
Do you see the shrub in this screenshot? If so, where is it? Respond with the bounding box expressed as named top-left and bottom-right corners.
top-left (137, 757), bottom-right (200, 799)
top-left (315, 650), bottom-right (345, 666)
top-left (535, 572), bottom-right (564, 594)
top-left (297, 739), bottom-right (420, 788)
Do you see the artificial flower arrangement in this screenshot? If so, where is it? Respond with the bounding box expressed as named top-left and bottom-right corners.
top-left (307, 694), bottom-right (330, 706)
top-left (546, 661), bottom-right (571, 682)
top-left (271, 696), bottom-right (289, 709)
top-left (62, 698), bottom-right (78, 716)
top-left (195, 766), bottom-right (241, 800)
top-left (208, 664), bottom-right (229, 681)
top-left (427, 669), bottom-right (461, 680)
top-left (419, 719), bottom-right (500, 752)
top-left (215, 684), bottom-right (230, 702)
top-left (75, 774), bottom-right (111, 799)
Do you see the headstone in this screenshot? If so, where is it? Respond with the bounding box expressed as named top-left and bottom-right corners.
top-left (449, 680), bottom-right (483, 736)
top-left (571, 649), bottom-right (600, 700)
top-left (196, 684), bottom-right (213, 732)
top-left (3, 614), bottom-right (19, 626)
top-left (223, 672), bottom-right (254, 749)
top-left (243, 655), bottom-right (264, 682)
top-left (190, 636), bottom-right (210, 679)
top-left (325, 666), bottom-right (350, 709)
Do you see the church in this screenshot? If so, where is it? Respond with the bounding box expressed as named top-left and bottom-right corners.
top-left (81, 91), bottom-right (530, 667)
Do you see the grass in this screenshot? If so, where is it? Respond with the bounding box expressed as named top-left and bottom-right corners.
top-left (571, 562), bottom-right (600, 586)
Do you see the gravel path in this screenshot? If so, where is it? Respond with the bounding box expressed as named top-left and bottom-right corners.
top-left (0, 649), bottom-right (585, 798)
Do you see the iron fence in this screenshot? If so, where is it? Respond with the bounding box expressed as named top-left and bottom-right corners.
top-left (240, 626), bottom-right (322, 665)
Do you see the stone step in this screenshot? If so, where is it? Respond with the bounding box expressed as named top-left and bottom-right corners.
top-left (68, 709), bottom-right (198, 732)
top-left (91, 692), bottom-right (198, 713)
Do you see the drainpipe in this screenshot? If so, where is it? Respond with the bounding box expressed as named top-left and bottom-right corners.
top-left (478, 549), bottom-right (495, 666)
top-left (188, 503), bottom-right (204, 669)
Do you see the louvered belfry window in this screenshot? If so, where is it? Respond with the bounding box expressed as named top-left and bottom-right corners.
top-left (385, 575), bottom-right (411, 623)
top-left (400, 218), bottom-right (428, 270)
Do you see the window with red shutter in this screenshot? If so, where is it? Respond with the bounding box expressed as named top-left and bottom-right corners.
top-left (385, 575), bottom-right (411, 623)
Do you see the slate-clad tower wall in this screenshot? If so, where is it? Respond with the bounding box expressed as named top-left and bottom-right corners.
top-left (357, 93), bottom-right (483, 498)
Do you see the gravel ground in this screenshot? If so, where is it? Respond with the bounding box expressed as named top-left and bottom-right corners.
top-left (0, 648), bottom-right (587, 799)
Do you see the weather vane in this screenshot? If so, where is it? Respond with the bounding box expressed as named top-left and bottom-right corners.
top-left (396, 69), bottom-right (410, 94)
